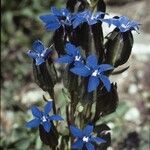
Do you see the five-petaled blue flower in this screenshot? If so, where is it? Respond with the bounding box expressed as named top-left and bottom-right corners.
top-left (70, 55), bottom-right (113, 92)
top-left (27, 40), bottom-right (52, 65)
top-left (56, 43), bottom-right (83, 66)
top-left (103, 16), bottom-right (140, 32)
top-left (40, 7), bottom-right (72, 31)
top-left (26, 101), bottom-right (63, 133)
top-left (70, 124), bottom-right (106, 150)
top-left (72, 10), bottom-right (104, 29)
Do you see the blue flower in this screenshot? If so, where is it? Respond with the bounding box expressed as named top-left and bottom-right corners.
top-left (27, 40), bottom-right (52, 65)
top-left (72, 10), bottom-right (104, 28)
top-left (86, 11), bottom-right (105, 26)
top-left (26, 101), bottom-right (63, 133)
top-left (56, 43), bottom-right (83, 66)
top-left (72, 11), bottom-right (88, 29)
top-left (40, 7), bottom-right (72, 31)
top-left (103, 16), bottom-right (140, 32)
top-left (70, 55), bottom-right (113, 92)
top-left (70, 124), bottom-right (106, 150)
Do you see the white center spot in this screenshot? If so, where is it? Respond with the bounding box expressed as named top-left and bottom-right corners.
top-left (82, 136), bottom-right (89, 143)
top-left (121, 24), bottom-right (127, 28)
top-left (66, 16), bottom-right (69, 20)
top-left (42, 116), bottom-right (47, 122)
top-left (62, 12), bottom-right (65, 16)
top-left (91, 15), bottom-right (94, 20)
top-left (92, 69), bottom-right (98, 76)
top-left (41, 53), bottom-right (44, 57)
top-left (75, 55), bottom-right (81, 61)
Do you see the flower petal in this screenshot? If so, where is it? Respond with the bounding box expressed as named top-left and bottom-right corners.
top-left (27, 50), bottom-right (37, 59)
top-left (31, 106), bottom-right (43, 118)
top-left (90, 137), bottom-right (106, 144)
top-left (40, 14), bottom-right (61, 31)
top-left (111, 18), bottom-right (121, 27)
top-left (40, 14), bottom-right (59, 24)
top-left (32, 40), bottom-right (44, 54)
top-left (72, 139), bottom-right (84, 149)
top-left (120, 15), bottom-right (128, 22)
top-left (70, 66), bottom-right (91, 77)
top-left (87, 18), bottom-right (97, 25)
top-left (73, 17), bottom-right (85, 29)
top-left (72, 11), bottom-right (87, 28)
top-left (45, 21), bottom-right (61, 31)
top-left (44, 101), bottom-right (52, 114)
top-left (70, 125), bottom-right (83, 138)
top-left (65, 43), bottom-right (79, 56)
top-left (86, 55), bottom-right (98, 69)
top-left (74, 60), bottom-right (84, 67)
top-left (86, 142), bottom-right (95, 150)
top-left (26, 119), bottom-right (40, 128)
top-left (56, 55), bottom-right (73, 64)
top-left (99, 75), bottom-right (111, 92)
top-left (98, 64), bottom-right (114, 73)
top-left (88, 76), bottom-right (100, 92)
top-left (43, 121), bottom-right (51, 133)
top-left (51, 7), bottom-right (62, 16)
top-left (49, 115), bottom-right (64, 121)
top-left (83, 125), bottom-right (93, 136)
top-left (60, 8), bottom-right (70, 17)
top-left (35, 57), bottom-right (45, 65)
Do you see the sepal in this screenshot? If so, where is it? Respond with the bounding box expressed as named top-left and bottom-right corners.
top-left (104, 29), bottom-right (133, 67)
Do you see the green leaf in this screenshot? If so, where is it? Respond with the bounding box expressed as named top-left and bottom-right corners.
top-left (35, 136), bottom-right (42, 149)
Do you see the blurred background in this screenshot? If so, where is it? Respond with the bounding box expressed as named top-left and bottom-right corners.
top-left (1, 0), bottom-right (150, 149)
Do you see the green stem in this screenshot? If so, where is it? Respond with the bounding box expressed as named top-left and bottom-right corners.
top-left (90, 0), bottom-right (99, 11)
top-left (48, 90), bottom-right (56, 114)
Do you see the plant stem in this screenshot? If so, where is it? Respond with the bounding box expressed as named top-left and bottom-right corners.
top-left (48, 90), bottom-right (56, 114)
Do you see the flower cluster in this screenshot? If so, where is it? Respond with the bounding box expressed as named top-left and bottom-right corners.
top-left (27, 41), bottom-right (113, 92)
top-left (40, 6), bottom-right (139, 32)
top-left (26, 3), bottom-right (139, 149)
top-left (72, 10), bottom-right (105, 28)
top-left (56, 43), bottom-right (114, 92)
top-left (26, 101), bottom-right (106, 150)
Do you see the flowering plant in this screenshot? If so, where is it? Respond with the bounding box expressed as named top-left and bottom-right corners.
top-left (26, 0), bottom-right (139, 149)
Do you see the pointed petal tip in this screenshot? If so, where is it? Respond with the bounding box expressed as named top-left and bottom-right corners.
top-left (88, 76), bottom-right (100, 93)
top-left (83, 125), bottom-right (94, 136)
top-left (26, 119), bottom-right (40, 128)
top-left (31, 106), bottom-right (42, 118)
top-left (50, 115), bottom-right (64, 121)
top-left (44, 101), bottom-right (53, 114)
top-left (70, 125), bottom-right (83, 138)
